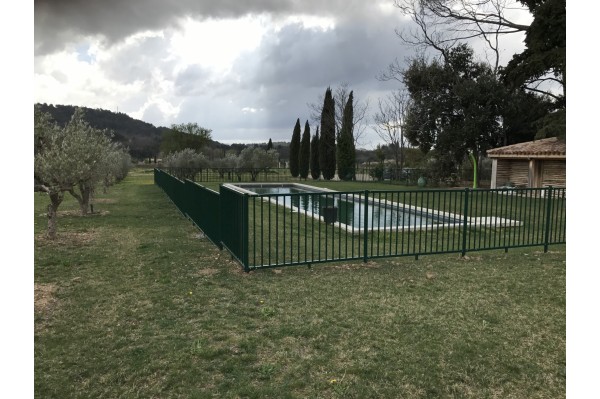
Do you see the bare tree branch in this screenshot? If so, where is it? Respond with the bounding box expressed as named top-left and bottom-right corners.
top-left (391, 0), bottom-right (529, 73)
top-left (372, 90), bottom-right (410, 170)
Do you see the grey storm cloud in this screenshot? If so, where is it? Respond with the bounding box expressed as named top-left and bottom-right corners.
top-left (211, 12), bottom-right (409, 130)
top-left (100, 35), bottom-right (175, 84)
top-left (34, 0), bottom-right (383, 54)
top-left (34, 0), bottom-right (418, 146)
top-left (245, 15), bottom-right (407, 90)
top-left (162, 6), bottom-right (412, 139)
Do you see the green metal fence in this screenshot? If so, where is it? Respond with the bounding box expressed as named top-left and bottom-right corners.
top-left (154, 169), bottom-right (566, 272)
top-left (164, 166), bottom-right (493, 186)
top-left (184, 180), bottom-right (222, 249)
top-left (155, 169), bottom-right (222, 249)
top-left (244, 187), bottom-right (566, 270)
top-left (164, 167), bottom-right (426, 185)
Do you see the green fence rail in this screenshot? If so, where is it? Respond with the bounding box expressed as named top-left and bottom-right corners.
top-left (163, 166), bottom-right (492, 186)
top-left (154, 169), bottom-right (566, 272)
top-left (163, 167), bottom-right (435, 185)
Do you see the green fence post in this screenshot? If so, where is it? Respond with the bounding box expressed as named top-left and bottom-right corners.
top-left (461, 188), bottom-right (470, 257)
top-left (543, 186), bottom-right (554, 253)
top-left (242, 193), bottom-right (250, 272)
top-left (363, 190), bottom-right (369, 263)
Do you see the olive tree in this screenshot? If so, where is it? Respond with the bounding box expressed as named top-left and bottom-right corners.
top-left (63, 118), bottom-right (126, 215)
top-left (236, 146), bottom-right (278, 181)
top-left (34, 108), bottom-right (68, 238)
top-left (34, 107), bottom-right (130, 237)
top-left (211, 152), bottom-right (238, 179)
top-left (101, 145), bottom-right (132, 192)
top-left (162, 148), bottom-right (209, 180)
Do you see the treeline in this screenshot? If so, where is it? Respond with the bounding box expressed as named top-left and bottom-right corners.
top-left (163, 147), bottom-right (279, 182)
top-left (34, 103), bottom-right (296, 163)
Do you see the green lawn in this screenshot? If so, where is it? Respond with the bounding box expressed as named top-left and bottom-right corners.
top-left (35, 168), bottom-right (566, 398)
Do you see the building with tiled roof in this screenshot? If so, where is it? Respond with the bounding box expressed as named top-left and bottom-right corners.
top-left (487, 137), bottom-right (566, 188)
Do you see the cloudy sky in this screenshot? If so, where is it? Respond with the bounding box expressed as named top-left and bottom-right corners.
top-left (34, 0), bottom-right (531, 148)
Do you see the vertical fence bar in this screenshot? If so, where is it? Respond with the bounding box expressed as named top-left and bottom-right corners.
top-left (252, 196), bottom-right (256, 267)
top-left (363, 190), bottom-right (369, 263)
top-left (260, 196), bottom-right (264, 267)
top-left (304, 194), bottom-right (308, 264)
top-left (418, 191), bottom-right (424, 255)
top-left (350, 193), bottom-right (355, 258)
top-left (311, 194), bottom-right (315, 263)
top-left (394, 192), bottom-right (400, 255)
top-left (461, 188), bottom-right (470, 257)
top-left (468, 189), bottom-right (476, 252)
top-left (401, 191), bottom-right (406, 255)
top-left (337, 193), bottom-right (341, 260)
top-left (557, 189), bottom-right (564, 243)
top-left (283, 195), bottom-right (287, 263)
top-left (268, 196), bottom-right (272, 266)
top-left (275, 196), bottom-right (279, 265)
top-left (544, 186), bottom-right (554, 252)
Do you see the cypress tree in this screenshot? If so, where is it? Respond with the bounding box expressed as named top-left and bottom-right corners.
top-left (310, 127), bottom-right (320, 180)
top-left (336, 91), bottom-right (356, 180)
top-left (289, 118), bottom-right (301, 177)
top-left (299, 120), bottom-right (311, 179)
top-left (319, 87), bottom-right (336, 180)
top-left (267, 138), bottom-right (273, 151)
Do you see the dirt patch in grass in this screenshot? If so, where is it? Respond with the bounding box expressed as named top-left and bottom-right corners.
top-left (38, 210), bottom-right (111, 217)
top-left (35, 283), bottom-right (58, 313)
top-left (459, 255), bottom-right (483, 262)
top-left (35, 283), bottom-right (59, 332)
top-left (192, 268), bottom-right (220, 277)
top-left (329, 261), bottom-right (381, 271)
top-left (93, 198), bottom-right (117, 204)
top-left (35, 230), bottom-right (99, 247)
top-left (59, 210), bottom-right (110, 217)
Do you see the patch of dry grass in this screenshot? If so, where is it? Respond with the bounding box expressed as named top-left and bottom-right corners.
top-left (35, 230), bottom-right (99, 247)
top-left (34, 283), bottom-right (57, 313)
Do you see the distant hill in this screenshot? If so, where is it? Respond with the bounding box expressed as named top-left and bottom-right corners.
top-left (36, 103), bottom-right (165, 160)
top-left (35, 103), bottom-right (278, 161)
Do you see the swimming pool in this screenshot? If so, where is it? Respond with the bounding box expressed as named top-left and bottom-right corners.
top-left (225, 183), bottom-right (466, 232)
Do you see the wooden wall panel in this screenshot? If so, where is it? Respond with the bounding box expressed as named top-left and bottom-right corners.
top-left (541, 160), bottom-right (566, 188)
top-left (510, 161), bottom-right (530, 187)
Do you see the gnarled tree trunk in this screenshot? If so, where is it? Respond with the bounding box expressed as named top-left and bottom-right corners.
top-left (69, 182), bottom-right (93, 215)
top-left (47, 191), bottom-right (64, 239)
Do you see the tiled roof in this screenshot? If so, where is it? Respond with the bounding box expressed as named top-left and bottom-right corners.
top-left (487, 137), bottom-right (566, 158)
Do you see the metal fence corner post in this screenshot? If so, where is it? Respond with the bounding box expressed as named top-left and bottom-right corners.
top-left (461, 188), bottom-right (470, 257)
top-left (543, 185), bottom-right (554, 253)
